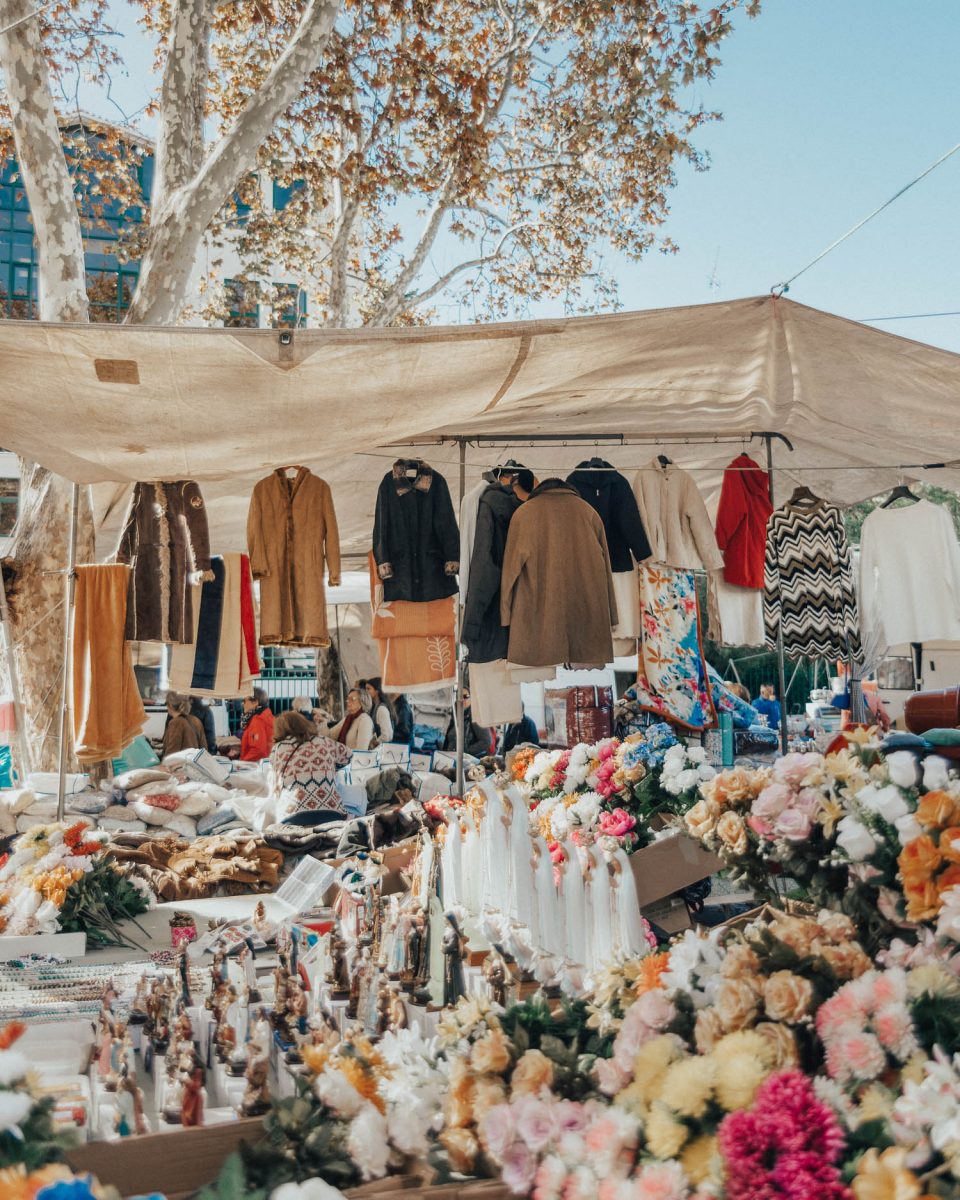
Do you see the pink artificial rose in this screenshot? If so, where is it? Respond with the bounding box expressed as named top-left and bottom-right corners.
top-left (517, 1097), bottom-right (556, 1153)
top-left (599, 741), bottom-right (617, 762)
top-left (549, 842), bottom-right (565, 865)
top-left (502, 1142), bottom-right (538, 1196)
top-left (752, 782), bottom-right (793, 819)
top-left (634, 987), bottom-right (676, 1029)
top-left (596, 1056), bottom-right (631, 1096)
top-left (793, 787), bottom-right (823, 818)
top-left (775, 752), bottom-right (820, 788)
top-left (551, 1099), bottom-right (590, 1135)
top-left (747, 815), bottom-right (774, 837)
top-left (599, 809), bottom-right (636, 838)
top-left (773, 808), bottom-right (813, 842)
top-left (480, 1103), bottom-right (518, 1162)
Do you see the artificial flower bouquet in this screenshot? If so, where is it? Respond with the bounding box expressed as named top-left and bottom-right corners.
top-left (522, 726), bottom-right (716, 863)
top-left (682, 733), bottom-right (960, 952)
top-left (0, 821), bottom-right (151, 949)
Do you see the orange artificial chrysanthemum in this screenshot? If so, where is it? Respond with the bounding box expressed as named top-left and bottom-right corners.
top-left (898, 835), bottom-right (943, 886)
top-left (62, 820), bottom-right (90, 849)
top-left (511, 747), bottom-right (538, 781)
top-left (937, 863), bottom-right (960, 894)
top-left (337, 1058), bottom-right (385, 1114)
top-left (0, 1020), bottom-right (26, 1049)
top-left (916, 791), bottom-right (958, 831)
top-left (73, 841), bottom-right (103, 857)
top-left (301, 1044), bottom-right (329, 1076)
top-left (634, 951), bottom-right (671, 995)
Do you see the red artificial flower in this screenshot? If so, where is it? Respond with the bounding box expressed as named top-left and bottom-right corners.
top-left (0, 1020), bottom-right (27, 1049)
top-left (63, 820), bottom-right (90, 849)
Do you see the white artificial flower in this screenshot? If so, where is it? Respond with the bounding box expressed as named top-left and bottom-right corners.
top-left (937, 888), bottom-right (960, 944)
top-left (675, 768), bottom-right (701, 793)
top-left (859, 784), bottom-right (909, 824)
top-left (885, 751), bottom-right (920, 790)
top-left (697, 762), bottom-right (717, 781)
top-left (687, 745), bottom-right (708, 765)
top-left (270, 1181), bottom-right (349, 1200)
top-left (34, 900), bottom-right (60, 932)
top-left (0, 1050), bottom-right (29, 1087)
top-left (0, 1090), bottom-right (32, 1137)
top-left (571, 792), bottom-right (601, 831)
top-left (347, 1103), bottom-right (391, 1180)
top-left (836, 815), bottom-right (877, 861)
top-left (894, 812), bottom-right (923, 846)
top-left (924, 756), bottom-right (953, 792)
top-left (387, 1097), bottom-right (433, 1156)
top-left (314, 1067), bottom-right (365, 1118)
top-left (550, 807), bottom-right (571, 842)
top-left (12, 888), bottom-right (40, 921)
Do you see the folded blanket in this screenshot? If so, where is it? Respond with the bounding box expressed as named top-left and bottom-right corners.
top-left (72, 564), bottom-right (147, 763)
top-left (369, 554), bottom-right (456, 693)
top-left (168, 553), bottom-right (260, 698)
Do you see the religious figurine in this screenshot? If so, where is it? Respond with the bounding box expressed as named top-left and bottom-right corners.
top-left (442, 912), bottom-right (467, 1009)
top-left (409, 907), bottom-right (432, 1005)
top-left (128, 976), bottom-right (148, 1026)
top-left (115, 1073), bottom-right (149, 1137)
top-left (180, 1049), bottom-right (205, 1128)
top-left (160, 1058), bottom-right (184, 1125)
top-left (105, 1021), bottom-right (131, 1093)
top-left (327, 931), bottom-right (351, 1000)
top-left (387, 986), bottom-right (408, 1032)
top-left (217, 985), bottom-right (240, 1062)
top-left (287, 978), bottom-right (309, 1038)
top-left (273, 951), bottom-right (290, 1017)
top-left (483, 947), bottom-right (509, 1008)
top-left (174, 1007), bottom-right (194, 1048)
top-left (178, 943), bottom-right (192, 1006)
top-left (240, 1052), bottom-right (271, 1117)
top-left (211, 946), bottom-right (228, 989)
top-left (239, 941), bottom-right (260, 1002)
top-left (253, 900), bottom-right (269, 938)
top-left (95, 985), bottom-right (117, 1077)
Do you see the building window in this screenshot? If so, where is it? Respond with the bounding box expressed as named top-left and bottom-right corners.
top-left (272, 283), bottom-right (306, 328)
top-left (224, 278), bottom-right (259, 327)
top-left (272, 180), bottom-right (304, 212)
top-left (87, 266), bottom-right (138, 323)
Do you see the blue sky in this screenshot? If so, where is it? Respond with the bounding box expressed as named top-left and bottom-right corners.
top-left (82, 0), bottom-right (960, 349)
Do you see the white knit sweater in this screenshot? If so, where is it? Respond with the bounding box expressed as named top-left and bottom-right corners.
top-left (633, 459), bottom-right (724, 572)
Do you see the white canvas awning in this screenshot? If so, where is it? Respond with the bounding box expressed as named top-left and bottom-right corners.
top-left (2, 294), bottom-right (959, 559)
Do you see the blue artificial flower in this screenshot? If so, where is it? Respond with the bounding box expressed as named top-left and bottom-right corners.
top-left (36, 1176), bottom-right (99, 1200)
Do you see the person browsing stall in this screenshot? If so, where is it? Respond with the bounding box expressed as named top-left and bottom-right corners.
top-left (162, 692), bottom-right (207, 758)
top-left (365, 677), bottom-right (396, 743)
top-left (268, 710), bottom-right (351, 825)
top-left (329, 688), bottom-right (376, 750)
top-left (240, 687), bottom-right (275, 762)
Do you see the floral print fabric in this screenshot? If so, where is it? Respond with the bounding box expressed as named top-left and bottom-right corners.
top-left (631, 564), bottom-right (716, 731)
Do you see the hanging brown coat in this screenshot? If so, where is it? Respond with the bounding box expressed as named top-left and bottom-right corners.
top-left (500, 479), bottom-right (618, 668)
top-left (247, 467), bottom-right (341, 647)
top-left (116, 480), bottom-right (212, 644)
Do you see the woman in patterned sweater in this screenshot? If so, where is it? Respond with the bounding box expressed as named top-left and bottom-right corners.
top-left (268, 710), bottom-right (351, 826)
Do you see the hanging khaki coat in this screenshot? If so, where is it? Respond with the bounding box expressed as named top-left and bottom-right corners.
top-left (246, 468), bottom-right (341, 647)
top-left (500, 480), bottom-right (618, 668)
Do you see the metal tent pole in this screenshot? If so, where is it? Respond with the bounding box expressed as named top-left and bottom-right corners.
top-left (455, 438), bottom-right (467, 797)
top-left (764, 437), bottom-right (790, 754)
top-left (0, 564), bottom-right (32, 782)
top-left (56, 481), bottom-right (80, 820)
top-left (334, 604), bottom-right (346, 714)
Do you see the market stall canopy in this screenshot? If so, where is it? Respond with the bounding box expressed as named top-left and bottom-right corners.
top-left (2, 294), bottom-right (959, 557)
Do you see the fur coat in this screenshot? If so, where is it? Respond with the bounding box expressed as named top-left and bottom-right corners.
top-left (247, 467), bottom-right (341, 647)
top-left (373, 459), bottom-right (460, 603)
top-left (116, 480), bottom-right (211, 643)
top-left (500, 479), bottom-right (617, 668)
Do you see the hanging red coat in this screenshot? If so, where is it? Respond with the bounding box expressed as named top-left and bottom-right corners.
top-left (714, 454), bottom-right (773, 589)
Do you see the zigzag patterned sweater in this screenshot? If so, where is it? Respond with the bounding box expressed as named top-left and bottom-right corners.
top-left (763, 500), bottom-right (862, 661)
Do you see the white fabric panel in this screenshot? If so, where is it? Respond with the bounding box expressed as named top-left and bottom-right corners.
top-left (1, 297), bottom-right (959, 561)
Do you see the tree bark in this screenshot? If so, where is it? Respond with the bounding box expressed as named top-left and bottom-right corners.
top-left (126, 0), bottom-right (340, 324)
top-left (0, 0), bottom-right (89, 322)
top-left (3, 467), bottom-right (94, 771)
top-left (151, 0), bottom-right (211, 216)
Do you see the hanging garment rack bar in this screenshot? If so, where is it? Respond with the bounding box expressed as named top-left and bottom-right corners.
top-left (389, 430), bottom-right (796, 450)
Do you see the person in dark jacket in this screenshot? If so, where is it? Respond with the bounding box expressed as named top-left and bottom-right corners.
top-left (566, 460), bottom-right (652, 571)
top-left (501, 707), bottom-right (540, 753)
top-left (392, 694), bottom-right (414, 745)
top-left (462, 480), bottom-right (521, 663)
top-left (443, 692), bottom-right (492, 757)
top-left (373, 458), bottom-right (460, 602)
top-left (163, 695), bottom-right (217, 754)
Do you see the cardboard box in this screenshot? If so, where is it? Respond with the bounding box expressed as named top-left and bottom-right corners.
top-left (629, 833), bottom-right (722, 909)
top-left (66, 1117), bottom-right (263, 1199)
top-left (641, 894), bottom-right (692, 934)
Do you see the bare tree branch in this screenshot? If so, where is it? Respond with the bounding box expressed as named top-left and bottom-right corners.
top-left (0, 0), bottom-right (88, 321)
top-left (126, 0), bottom-right (340, 324)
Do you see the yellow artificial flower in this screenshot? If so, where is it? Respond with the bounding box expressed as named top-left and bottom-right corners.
top-left (907, 963), bottom-right (960, 1000)
top-left (681, 1134), bottom-right (719, 1186)
top-left (851, 1147), bottom-right (935, 1200)
top-left (660, 1055), bottom-right (716, 1119)
top-left (645, 1101), bottom-right (689, 1159)
top-left (856, 1084), bottom-right (894, 1124)
top-left (818, 796), bottom-right (844, 838)
top-left (711, 1031), bottom-right (774, 1111)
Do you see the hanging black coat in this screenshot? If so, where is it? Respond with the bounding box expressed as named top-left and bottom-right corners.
top-left (373, 459), bottom-right (460, 603)
top-left (566, 461), bottom-right (652, 572)
top-left (116, 480), bottom-right (212, 644)
top-left (462, 482), bottom-right (520, 663)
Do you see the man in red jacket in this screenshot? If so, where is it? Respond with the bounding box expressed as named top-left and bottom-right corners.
top-left (240, 688), bottom-right (274, 762)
